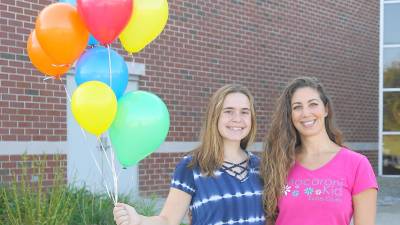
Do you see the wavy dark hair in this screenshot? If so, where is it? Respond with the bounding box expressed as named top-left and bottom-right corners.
top-left (260, 77), bottom-right (343, 223)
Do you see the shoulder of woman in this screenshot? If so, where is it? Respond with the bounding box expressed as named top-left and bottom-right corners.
top-left (339, 147), bottom-right (367, 160)
top-left (248, 152), bottom-right (261, 166)
top-left (175, 155), bottom-right (194, 167)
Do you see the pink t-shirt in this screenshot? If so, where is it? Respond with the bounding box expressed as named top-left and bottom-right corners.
top-left (276, 147), bottom-right (378, 225)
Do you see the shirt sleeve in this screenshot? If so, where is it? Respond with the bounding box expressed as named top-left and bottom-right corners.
top-left (351, 156), bottom-right (378, 195)
top-left (170, 156), bottom-right (196, 196)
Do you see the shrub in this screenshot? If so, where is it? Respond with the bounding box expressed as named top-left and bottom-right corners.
top-left (0, 154), bottom-right (158, 225)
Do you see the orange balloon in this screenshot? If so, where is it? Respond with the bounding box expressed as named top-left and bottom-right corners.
top-left (27, 30), bottom-right (71, 77)
top-left (35, 3), bottom-right (89, 64)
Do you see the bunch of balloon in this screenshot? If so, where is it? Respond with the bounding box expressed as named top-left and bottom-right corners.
top-left (74, 0), bottom-right (171, 168)
top-left (70, 0), bottom-right (126, 133)
top-left (28, 0), bottom-right (171, 175)
top-left (70, 0), bottom-right (134, 137)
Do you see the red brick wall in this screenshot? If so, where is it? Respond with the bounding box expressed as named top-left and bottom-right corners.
top-left (135, 0), bottom-right (380, 143)
top-left (0, 154), bottom-right (67, 186)
top-left (0, 0), bottom-right (67, 142)
top-left (139, 153), bottom-right (185, 196)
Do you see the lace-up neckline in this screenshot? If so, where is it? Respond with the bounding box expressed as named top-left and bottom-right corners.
top-left (221, 157), bottom-right (249, 182)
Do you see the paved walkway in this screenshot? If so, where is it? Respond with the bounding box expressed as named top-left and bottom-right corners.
top-left (377, 202), bottom-right (400, 225)
top-left (376, 176), bottom-right (400, 225)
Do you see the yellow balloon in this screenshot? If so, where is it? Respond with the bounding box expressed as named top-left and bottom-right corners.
top-left (71, 81), bottom-right (117, 136)
top-left (119, 0), bottom-right (168, 53)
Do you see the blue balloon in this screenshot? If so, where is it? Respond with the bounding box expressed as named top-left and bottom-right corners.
top-left (59, 0), bottom-right (76, 6)
top-left (75, 47), bottom-right (129, 99)
top-left (88, 34), bottom-right (99, 46)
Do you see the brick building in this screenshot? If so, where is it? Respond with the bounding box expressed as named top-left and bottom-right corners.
top-left (1, 0), bottom-right (398, 197)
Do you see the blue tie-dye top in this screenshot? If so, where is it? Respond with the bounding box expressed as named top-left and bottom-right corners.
top-left (171, 152), bottom-right (265, 225)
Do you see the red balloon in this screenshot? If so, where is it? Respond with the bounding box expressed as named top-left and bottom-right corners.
top-left (77, 0), bottom-right (133, 45)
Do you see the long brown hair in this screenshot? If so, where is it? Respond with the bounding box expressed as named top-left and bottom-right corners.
top-left (189, 84), bottom-right (257, 176)
top-left (260, 77), bottom-right (343, 223)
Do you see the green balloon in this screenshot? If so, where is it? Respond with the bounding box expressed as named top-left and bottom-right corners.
top-left (109, 91), bottom-right (170, 167)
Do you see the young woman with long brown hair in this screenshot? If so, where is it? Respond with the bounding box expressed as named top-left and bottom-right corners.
top-left (261, 77), bottom-right (378, 225)
top-left (113, 84), bottom-right (265, 225)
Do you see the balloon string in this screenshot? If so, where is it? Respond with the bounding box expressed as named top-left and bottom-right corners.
top-left (86, 131), bottom-right (115, 203)
top-left (43, 76), bottom-right (53, 82)
top-left (98, 135), bottom-right (120, 203)
top-left (107, 45), bottom-right (112, 89)
top-left (61, 80), bottom-right (115, 202)
top-left (51, 63), bottom-right (70, 68)
top-left (62, 84), bottom-right (72, 103)
top-left (130, 53), bottom-right (135, 64)
top-left (97, 136), bottom-right (117, 183)
top-left (98, 135), bottom-right (119, 204)
top-left (109, 135), bottom-right (119, 204)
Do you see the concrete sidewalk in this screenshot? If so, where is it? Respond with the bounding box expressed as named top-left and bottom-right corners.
top-left (377, 201), bottom-right (400, 225)
top-left (376, 176), bottom-right (400, 225)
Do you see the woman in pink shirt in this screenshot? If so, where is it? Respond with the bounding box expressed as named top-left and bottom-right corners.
top-left (261, 77), bottom-right (378, 225)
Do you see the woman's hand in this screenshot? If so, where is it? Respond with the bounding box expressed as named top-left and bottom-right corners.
top-left (113, 203), bottom-right (143, 225)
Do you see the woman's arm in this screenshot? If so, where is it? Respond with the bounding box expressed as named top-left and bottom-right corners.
top-left (352, 188), bottom-right (378, 225)
top-left (114, 188), bottom-right (191, 225)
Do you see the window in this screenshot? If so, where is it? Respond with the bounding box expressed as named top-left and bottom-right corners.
top-left (381, 0), bottom-right (400, 175)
